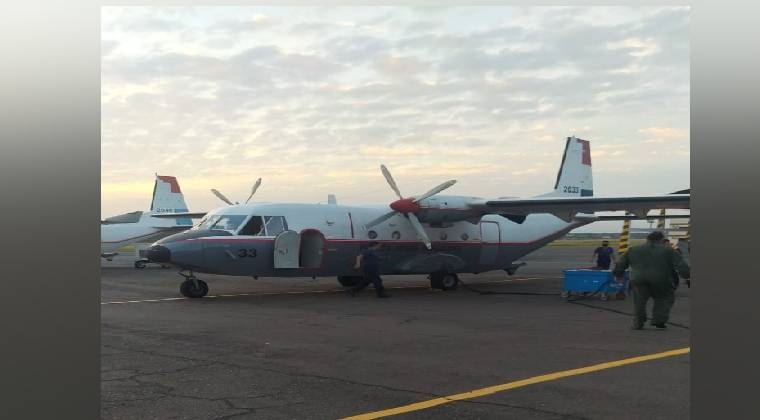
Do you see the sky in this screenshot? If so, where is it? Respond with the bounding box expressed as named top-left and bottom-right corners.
top-left (101, 6), bottom-right (690, 232)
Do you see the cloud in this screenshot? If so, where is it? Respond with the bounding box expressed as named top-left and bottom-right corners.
top-left (374, 54), bottom-right (428, 78)
top-left (638, 126), bottom-right (687, 139)
top-left (101, 6), bottom-right (689, 217)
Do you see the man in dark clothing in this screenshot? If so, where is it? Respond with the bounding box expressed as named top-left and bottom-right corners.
top-left (613, 231), bottom-right (690, 330)
top-left (592, 240), bottom-right (615, 269)
top-left (348, 241), bottom-right (389, 298)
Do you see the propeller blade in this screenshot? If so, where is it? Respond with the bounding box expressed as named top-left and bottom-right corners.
top-left (407, 213), bottom-right (432, 250)
top-left (413, 179), bottom-right (457, 203)
top-left (380, 164), bottom-right (404, 200)
top-left (211, 189), bottom-right (234, 205)
top-left (245, 178), bottom-right (262, 204)
top-left (364, 210), bottom-right (398, 229)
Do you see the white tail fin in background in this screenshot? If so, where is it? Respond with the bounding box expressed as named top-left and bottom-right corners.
top-left (540, 136), bottom-right (593, 197)
top-left (150, 175), bottom-right (192, 226)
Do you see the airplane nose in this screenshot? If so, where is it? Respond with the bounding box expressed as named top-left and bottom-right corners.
top-left (146, 245), bottom-right (171, 263)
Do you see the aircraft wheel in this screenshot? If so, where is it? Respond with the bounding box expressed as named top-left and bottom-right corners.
top-left (441, 273), bottom-right (459, 290)
top-left (337, 276), bottom-right (361, 287)
top-left (430, 273), bottom-right (458, 290)
top-left (600, 293), bottom-right (609, 301)
top-left (180, 279), bottom-right (208, 298)
top-left (134, 260), bottom-right (147, 269)
top-left (560, 291), bottom-right (570, 299)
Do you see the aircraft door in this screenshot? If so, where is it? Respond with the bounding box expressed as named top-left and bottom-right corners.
top-left (479, 221), bottom-right (501, 266)
top-left (274, 230), bottom-right (300, 269)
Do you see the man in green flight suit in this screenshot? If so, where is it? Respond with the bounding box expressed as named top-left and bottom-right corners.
top-left (613, 231), bottom-right (691, 330)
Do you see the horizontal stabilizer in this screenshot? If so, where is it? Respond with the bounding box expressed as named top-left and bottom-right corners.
top-left (474, 194), bottom-right (689, 221)
top-left (152, 212), bottom-right (207, 219)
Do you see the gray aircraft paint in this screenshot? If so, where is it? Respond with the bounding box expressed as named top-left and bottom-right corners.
top-left (153, 202), bottom-right (587, 277)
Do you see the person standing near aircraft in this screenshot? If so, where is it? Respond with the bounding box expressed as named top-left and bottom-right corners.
top-left (348, 242), bottom-right (390, 298)
top-left (613, 231), bottom-right (690, 330)
top-left (592, 240), bottom-right (615, 269)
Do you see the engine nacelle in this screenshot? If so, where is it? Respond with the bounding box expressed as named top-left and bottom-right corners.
top-left (414, 195), bottom-right (483, 224)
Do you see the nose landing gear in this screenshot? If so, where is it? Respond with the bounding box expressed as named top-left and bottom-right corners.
top-left (178, 270), bottom-right (209, 298)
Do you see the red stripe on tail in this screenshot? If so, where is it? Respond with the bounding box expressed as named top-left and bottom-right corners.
top-left (157, 175), bottom-right (182, 193)
top-left (577, 138), bottom-right (591, 166)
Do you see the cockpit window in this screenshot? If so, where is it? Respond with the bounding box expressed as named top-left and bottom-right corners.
top-left (209, 215), bottom-right (248, 232)
top-left (263, 216), bottom-right (287, 236)
top-left (195, 214), bottom-right (219, 230)
top-left (194, 214), bottom-right (248, 232)
top-left (239, 216), bottom-right (264, 236)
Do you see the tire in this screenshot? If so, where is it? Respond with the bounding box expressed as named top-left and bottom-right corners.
top-left (180, 279), bottom-right (209, 298)
top-left (441, 273), bottom-right (459, 291)
top-left (600, 293), bottom-right (609, 301)
top-left (134, 260), bottom-right (147, 269)
top-left (430, 273), bottom-right (458, 290)
top-left (337, 276), bottom-right (361, 287)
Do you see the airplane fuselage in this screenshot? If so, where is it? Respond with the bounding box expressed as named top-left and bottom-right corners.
top-left (150, 201), bottom-right (589, 278)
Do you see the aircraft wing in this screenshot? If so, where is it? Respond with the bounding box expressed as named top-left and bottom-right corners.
top-left (573, 213), bottom-right (690, 222)
top-left (151, 212), bottom-right (207, 219)
top-left (473, 193), bottom-right (690, 222)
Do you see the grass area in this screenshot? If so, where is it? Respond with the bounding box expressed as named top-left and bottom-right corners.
top-left (548, 238), bottom-right (645, 247)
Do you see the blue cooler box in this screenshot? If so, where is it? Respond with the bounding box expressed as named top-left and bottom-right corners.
top-left (562, 269), bottom-right (629, 300)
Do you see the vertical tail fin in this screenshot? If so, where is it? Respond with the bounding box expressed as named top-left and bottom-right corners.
top-left (540, 136), bottom-right (594, 197)
top-left (150, 175), bottom-right (192, 226)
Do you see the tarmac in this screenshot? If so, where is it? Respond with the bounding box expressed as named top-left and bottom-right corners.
top-left (101, 246), bottom-right (690, 419)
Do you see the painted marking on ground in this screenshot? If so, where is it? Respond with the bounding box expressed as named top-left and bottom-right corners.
top-left (100, 277), bottom-right (546, 305)
top-left (341, 347), bottom-right (691, 420)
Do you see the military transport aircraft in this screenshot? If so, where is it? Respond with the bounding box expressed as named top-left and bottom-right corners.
top-left (101, 175), bottom-right (195, 264)
top-left (145, 137), bottom-right (690, 298)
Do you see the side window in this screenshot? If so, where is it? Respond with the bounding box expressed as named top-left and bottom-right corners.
top-left (239, 216), bottom-right (264, 236)
top-left (263, 216), bottom-right (287, 236)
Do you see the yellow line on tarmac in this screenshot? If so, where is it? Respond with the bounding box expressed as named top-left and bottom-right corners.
top-left (342, 347), bottom-right (690, 420)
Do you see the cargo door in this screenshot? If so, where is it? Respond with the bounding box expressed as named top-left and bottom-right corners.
top-left (479, 221), bottom-right (500, 266)
top-left (274, 230), bottom-right (300, 268)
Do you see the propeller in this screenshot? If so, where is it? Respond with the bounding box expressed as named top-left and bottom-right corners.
top-left (211, 178), bottom-right (262, 205)
top-left (365, 165), bottom-right (456, 250)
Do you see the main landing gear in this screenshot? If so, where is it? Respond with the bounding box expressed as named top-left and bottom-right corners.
top-left (337, 275), bottom-right (362, 287)
top-left (178, 270), bottom-right (208, 298)
top-left (429, 272), bottom-right (459, 291)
